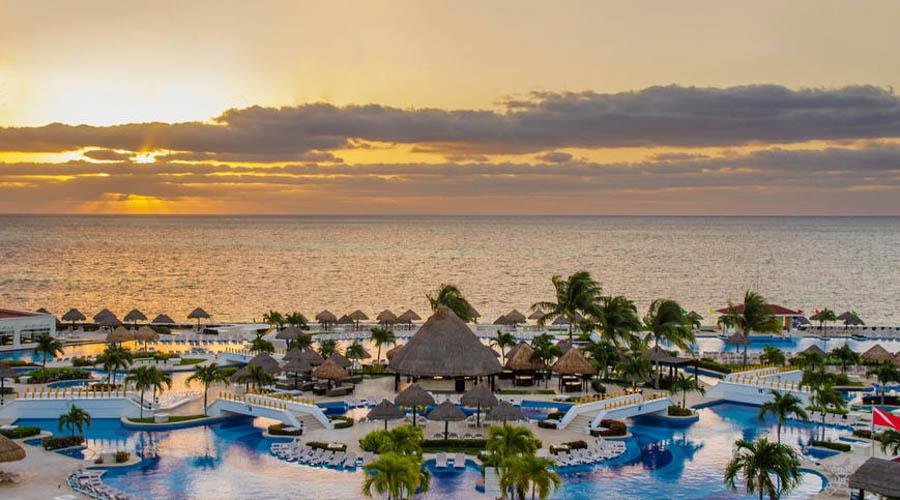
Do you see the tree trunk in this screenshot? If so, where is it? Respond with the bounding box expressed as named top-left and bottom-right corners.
top-left (139, 390), bottom-right (145, 419)
top-left (203, 387), bottom-right (209, 416)
top-left (777, 422), bottom-right (781, 443)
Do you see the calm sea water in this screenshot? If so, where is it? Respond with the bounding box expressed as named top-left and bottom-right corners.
top-left (1, 215), bottom-right (898, 324)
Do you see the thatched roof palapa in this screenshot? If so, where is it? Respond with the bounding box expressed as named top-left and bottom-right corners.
top-left (389, 305), bottom-right (502, 377)
top-left (229, 366), bottom-right (249, 383)
top-left (504, 342), bottom-right (528, 362)
top-left (106, 326), bottom-right (134, 343)
top-left (281, 358), bottom-right (313, 374)
top-left (93, 309), bottom-right (115, 322)
top-left (460, 384), bottom-right (498, 408)
top-left (725, 333), bottom-right (750, 346)
top-left (97, 314), bottom-right (121, 327)
top-left (862, 344), bottom-right (893, 362)
top-left (283, 348), bottom-right (324, 365)
top-left (427, 400), bottom-right (466, 422)
top-left (398, 309), bottom-right (421, 322)
top-left (838, 311), bottom-right (865, 326)
top-left (337, 314), bottom-right (354, 325)
top-left (849, 458), bottom-right (900, 498)
top-left (327, 352), bottom-right (353, 368)
top-left (505, 343), bottom-right (543, 371)
top-left (800, 344), bottom-right (826, 356)
top-left (151, 314), bottom-right (175, 325)
top-left (124, 309), bottom-right (147, 322)
top-left (367, 399), bottom-right (405, 421)
top-left (0, 434), bottom-right (26, 463)
top-left (385, 344), bottom-right (405, 361)
top-left (62, 308), bottom-right (86, 322)
top-left (275, 326), bottom-right (306, 340)
top-left (316, 310), bottom-right (337, 323)
top-left (493, 315), bottom-right (515, 326)
top-left (188, 307), bottom-right (210, 319)
top-left (376, 310), bottom-right (398, 323)
top-left (248, 353), bottom-right (281, 374)
top-left (527, 310), bottom-right (545, 320)
top-left (313, 359), bottom-right (349, 380)
top-left (134, 326), bottom-right (159, 342)
top-left (552, 348), bottom-right (597, 375)
top-left (485, 400), bottom-right (527, 422)
top-left (394, 383), bottom-right (435, 407)
top-left (505, 310), bottom-right (527, 324)
top-left (349, 310), bottom-right (369, 321)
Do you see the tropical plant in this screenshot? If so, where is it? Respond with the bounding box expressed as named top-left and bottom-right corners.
top-left (33, 333), bottom-right (64, 367)
top-left (758, 390), bottom-right (808, 443)
top-left (486, 425), bottom-right (540, 460)
top-left (880, 429), bottom-right (900, 456)
top-left (759, 346), bottom-right (786, 367)
top-left (285, 311), bottom-right (309, 330)
top-left (791, 351), bottom-right (825, 371)
top-left (866, 364), bottom-right (900, 405)
top-left (500, 454), bottom-right (562, 500)
top-left (596, 295), bottom-right (642, 348)
top-left (186, 363), bottom-right (230, 415)
top-left (126, 366), bottom-right (162, 418)
top-left (97, 345), bottom-right (133, 384)
top-left (491, 330), bottom-right (517, 365)
top-left (345, 341), bottom-right (369, 372)
top-left (249, 332), bottom-right (274, 354)
top-left (532, 271), bottom-right (604, 340)
top-left (643, 299), bottom-right (694, 387)
top-left (808, 384), bottom-right (846, 440)
top-left (58, 404), bottom-right (92, 437)
top-left (362, 452), bottom-right (430, 500)
top-left (723, 438), bottom-right (801, 500)
top-left (801, 367), bottom-right (836, 389)
top-left (426, 283), bottom-right (477, 322)
top-left (530, 334), bottom-right (561, 388)
top-left (237, 364), bottom-right (275, 389)
top-left (292, 333), bottom-right (313, 351)
top-left (720, 291), bottom-right (781, 366)
top-left (830, 343), bottom-right (861, 374)
top-left (616, 351), bottom-right (651, 390)
top-left (585, 338), bottom-right (619, 379)
top-left (370, 327), bottom-right (397, 363)
top-left (318, 338), bottom-right (337, 358)
top-left (669, 372), bottom-right (705, 408)
top-left (815, 308), bottom-right (836, 334)
top-left (262, 310), bottom-right (285, 329)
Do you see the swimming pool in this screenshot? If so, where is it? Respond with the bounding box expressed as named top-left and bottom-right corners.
top-left (16, 400), bottom-right (832, 499)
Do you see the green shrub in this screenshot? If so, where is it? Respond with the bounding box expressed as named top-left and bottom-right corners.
top-left (152, 326), bottom-right (171, 335)
top-left (307, 441), bottom-right (345, 451)
top-left (132, 351), bottom-right (156, 359)
top-left (0, 359), bottom-right (33, 368)
top-left (330, 415), bottom-right (354, 429)
top-left (26, 368), bottom-right (90, 384)
top-left (177, 358), bottom-right (204, 366)
top-left (590, 379), bottom-right (606, 394)
top-left (0, 426), bottom-right (40, 439)
top-left (359, 429), bottom-right (393, 453)
top-left (267, 423), bottom-right (302, 436)
top-left (667, 405), bottom-right (694, 417)
top-left (71, 357), bottom-right (95, 367)
top-left (810, 440), bottom-right (851, 452)
top-left (115, 451), bottom-right (130, 463)
top-left (422, 439), bottom-right (486, 449)
top-left (698, 358), bottom-right (732, 374)
top-left (41, 435), bottom-right (84, 450)
top-left (594, 419), bottom-right (626, 437)
top-left (538, 420), bottom-right (557, 429)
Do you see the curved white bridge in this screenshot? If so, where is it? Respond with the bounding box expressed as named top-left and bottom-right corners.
top-left (558, 391), bottom-right (672, 432)
top-left (206, 392), bottom-right (334, 430)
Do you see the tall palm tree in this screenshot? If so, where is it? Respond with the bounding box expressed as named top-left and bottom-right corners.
top-left (830, 343), bottom-right (860, 374)
top-left (585, 338), bottom-right (619, 380)
top-left (370, 327), bottom-right (397, 363)
top-left (759, 346), bottom-right (786, 367)
top-left (808, 384), bottom-right (846, 440)
top-left (345, 341), bottom-right (368, 373)
top-left (262, 310), bottom-right (285, 329)
top-left (866, 364), bottom-right (900, 405)
top-left (491, 330), bottom-right (517, 365)
top-left (380, 424), bottom-right (425, 457)
top-left (724, 438), bottom-right (801, 500)
top-left (532, 271), bottom-right (604, 340)
top-left (292, 333), bottom-right (313, 351)
top-left (126, 366), bottom-right (156, 418)
top-left (791, 351), bottom-right (825, 372)
top-left (758, 390), bottom-right (808, 443)
top-left (597, 295), bottom-right (642, 348)
top-left (644, 299), bottom-right (694, 387)
top-left (186, 363), bottom-right (230, 415)
top-left (486, 425), bottom-right (540, 460)
top-left (530, 334), bottom-right (560, 388)
top-left (880, 429), bottom-right (900, 456)
top-left (426, 283), bottom-right (477, 322)
top-left (58, 404), bottom-right (92, 437)
top-left (669, 372), bottom-right (705, 408)
top-left (98, 345), bottom-right (133, 385)
top-left (362, 452), bottom-right (429, 499)
top-left (237, 364), bottom-right (275, 390)
top-left (815, 308), bottom-right (836, 336)
top-left (500, 454), bottom-right (562, 500)
top-left (285, 311), bottom-right (308, 330)
top-left (721, 291), bottom-right (782, 365)
top-left (33, 333), bottom-right (64, 367)
top-left (318, 338), bottom-right (337, 358)
top-left (249, 332), bottom-right (274, 354)
top-left (616, 351), bottom-right (650, 391)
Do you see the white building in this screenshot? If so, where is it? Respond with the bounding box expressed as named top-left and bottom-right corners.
top-left (0, 308), bottom-right (56, 346)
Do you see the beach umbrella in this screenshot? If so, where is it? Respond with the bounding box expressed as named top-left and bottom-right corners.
top-left (862, 345), bottom-right (893, 363)
top-left (97, 314), bottom-right (122, 328)
top-left (838, 311), bottom-right (864, 327)
top-left (123, 308), bottom-right (147, 325)
top-left (349, 310), bottom-right (369, 330)
top-left (367, 399), bottom-right (405, 430)
top-left (398, 309), bottom-right (421, 330)
top-left (134, 326), bottom-right (159, 347)
top-left (427, 400), bottom-right (466, 440)
top-left (327, 352), bottom-right (353, 369)
top-left (0, 434), bottom-right (26, 464)
top-left (106, 326), bottom-right (133, 344)
top-left (93, 309), bottom-right (115, 322)
top-left (315, 310), bottom-right (337, 329)
top-left (376, 310), bottom-right (398, 325)
top-left (313, 359), bottom-right (349, 389)
top-left (188, 308), bottom-right (210, 332)
top-left (249, 353), bottom-right (282, 374)
top-left (337, 314), bottom-right (354, 326)
top-left (281, 358), bottom-right (313, 389)
top-left (460, 383), bottom-right (498, 427)
top-left (275, 326), bottom-right (306, 349)
top-left (527, 310), bottom-right (545, 321)
top-left (485, 400), bottom-right (527, 424)
top-left (151, 314), bottom-right (176, 325)
top-left (62, 308), bottom-right (86, 329)
top-left (285, 348), bottom-right (325, 366)
top-left (0, 365), bottom-right (17, 405)
top-left (493, 314), bottom-right (515, 326)
top-left (394, 383), bottom-right (435, 426)
top-left (725, 332), bottom-right (751, 365)
top-left (800, 344), bottom-right (826, 356)
top-left (505, 310), bottom-right (527, 324)
top-left (35, 307), bottom-right (50, 314)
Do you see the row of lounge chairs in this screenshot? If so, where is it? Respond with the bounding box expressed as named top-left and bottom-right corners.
top-left (802, 411), bottom-right (862, 428)
top-left (554, 439), bottom-right (627, 466)
top-left (431, 432), bottom-right (484, 439)
top-left (68, 469), bottom-right (139, 500)
top-left (434, 452), bottom-right (467, 469)
top-left (270, 441), bottom-right (361, 469)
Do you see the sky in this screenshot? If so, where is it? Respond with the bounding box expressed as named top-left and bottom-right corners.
top-left (1, 0), bottom-right (899, 215)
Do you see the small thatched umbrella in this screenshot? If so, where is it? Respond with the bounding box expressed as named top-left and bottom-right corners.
top-left (249, 353), bottom-right (282, 374)
top-left (97, 314), bottom-right (121, 329)
top-left (134, 325), bottom-right (159, 348)
top-left (504, 342), bottom-right (528, 364)
top-left (292, 349), bottom-right (325, 366)
top-left (398, 309), bottom-right (421, 330)
top-left (505, 310), bottom-right (527, 324)
top-left (36, 307), bottom-right (50, 314)
top-left (527, 310), bottom-right (545, 321)
top-left (188, 308), bottom-right (210, 332)
top-left (349, 310), bottom-right (369, 329)
top-left (460, 383), bottom-right (498, 427)
top-left (316, 310), bottom-right (337, 329)
top-left (337, 314), bottom-right (354, 327)
top-left (485, 400), bottom-right (527, 424)
top-left (376, 309), bottom-right (398, 325)
top-left (0, 434), bottom-right (26, 467)
top-left (276, 326), bottom-right (306, 349)
top-left (367, 399), bottom-right (405, 430)
top-left (801, 344), bottom-right (826, 356)
top-left (552, 348), bottom-right (597, 392)
top-left (555, 339), bottom-right (574, 354)
top-left (726, 332), bottom-right (751, 365)
top-left (281, 358), bottom-right (313, 389)
top-left (327, 352), bottom-right (353, 370)
top-left (93, 308), bottom-right (115, 323)
top-left (394, 383), bottom-right (435, 426)
top-left (312, 359), bottom-right (349, 389)
top-left (863, 345), bottom-right (893, 363)
top-left (0, 365), bottom-right (17, 404)
top-left (151, 314), bottom-right (175, 325)
top-left (124, 308), bottom-right (147, 325)
top-left (106, 326), bottom-right (134, 344)
top-left (493, 315), bottom-right (515, 326)
top-left (427, 400), bottom-right (466, 440)
top-left (838, 311), bottom-right (864, 327)
top-left (62, 308), bottom-right (86, 329)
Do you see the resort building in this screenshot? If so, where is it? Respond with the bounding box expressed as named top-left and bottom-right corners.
top-left (0, 308), bottom-right (56, 346)
top-left (715, 303), bottom-right (805, 330)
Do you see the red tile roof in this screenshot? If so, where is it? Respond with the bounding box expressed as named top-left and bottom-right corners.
top-left (0, 308), bottom-right (41, 319)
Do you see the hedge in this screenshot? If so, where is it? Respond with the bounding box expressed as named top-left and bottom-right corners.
top-left (698, 358), bottom-right (733, 374)
top-left (538, 420), bottom-right (557, 429)
top-left (42, 435), bottom-right (85, 450)
top-left (268, 423), bottom-right (302, 436)
top-left (0, 426), bottom-right (41, 439)
top-left (551, 440), bottom-right (587, 454)
top-left (667, 405), bottom-right (694, 417)
top-left (423, 439), bottom-right (486, 449)
top-left (307, 441), bottom-right (345, 451)
top-left (330, 415), bottom-right (354, 429)
top-left (115, 451), bottom-right (130, 463)
top-left (592, 419), bottom-right (626, 437)
top-left (26, 368), bottom-right (90, 384)
top-left (811, 440), bottom-right (851, 452)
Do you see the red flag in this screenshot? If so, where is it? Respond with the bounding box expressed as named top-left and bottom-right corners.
top-left (873, 408), bottom-right (900, 430)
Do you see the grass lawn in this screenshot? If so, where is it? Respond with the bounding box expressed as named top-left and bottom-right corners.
top-left (177, 358), bottom-right (205, 366)
top-left (128, 414), bottom-right (207, 424)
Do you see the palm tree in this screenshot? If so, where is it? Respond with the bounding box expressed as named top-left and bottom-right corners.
top-left (867, 364), bottom-right (900, 405)
top-left (291, 333), bottom-right (313, 351)
top-left (669, 372), bottom-right (705, 408)
top-left (33, 333), bottom-right (64, 367)
top-left (500, 454), bottom-right (562, 500)
top-left (758, 390), bottom-right (808, 443)
top-left (830, 343), bottom-right (861, 374)
top-left (724, 438), bottom-right (801, 500)
top-left (879, 429), bottom-right (900, 455)
top-left (249, 332), bottom-right (275, 354)
top-left (151, 369), bottom-right (172, 407)
top-left (644, 299), bottom-right (694, 387)
top-left (585, 338), bottom-right (619, 380)
top-left (759, 346), bottom-right (786, 367)
top-left (237, 364), bottom-right (275, 390)
top-left (285, 311), bottom-right (308, 330)
top-left (187, 363), bottom-right (230, 415)
top-left (126, 366), bottom-right (156, 418)
top-left (720, 291), bottom-right (782, 366)
top-left (808, 384), bottom-right (846, 440)
top-left (362, 452), bottom-right (429, 499)
top-left (530, 334), bottom-right (560, 388)
top-left (379, 425), bottom-right (425, 457)
top-left (491, 330), bottom-right (517, 365)
top-left (370, 327), bottom-right (397, 363)
top-left (426, 283), bottom-right (477, 322)
top-left (318, 338), bottom-right (337, 358)
top-left (791, 351), bottom-right (825, 371)
top-left (532, 271), bottom-right (604, 340)
top-left (616, 351), bottom-right (650, 391)
top-left (345, 341), bottom-right (368, 373)
top-left (815, 308), bottom-right (836, 336)
top-left (486, 425), bottom-right (539, 460)
top-left (597, 295), bottom-right (642, 348)
top-left (262, 310), bottom-right (285, 329)
top-left (58, 404), bottom-right (92, 437)
top-left (98, 345), bottom-right (133, 385)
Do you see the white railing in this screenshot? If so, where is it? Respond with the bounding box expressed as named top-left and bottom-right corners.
top-left (558, 390), bottom-right (668, 429)
top-left (210, 391), bottom-right (333, 429)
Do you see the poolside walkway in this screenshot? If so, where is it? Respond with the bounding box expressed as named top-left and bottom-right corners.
top-left (0, 440), bottom-right (89, 499)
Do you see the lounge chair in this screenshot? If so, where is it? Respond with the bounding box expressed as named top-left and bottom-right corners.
top-left (454, 453), bottom-right (466, 469)
top-left (436, 453), bottom-right (448, 468)
top-left (343, 452), bottom-right (358, 468)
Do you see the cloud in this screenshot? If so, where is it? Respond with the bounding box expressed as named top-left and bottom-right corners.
top-left (1, 85), bottom-right (899, 160)
top-left (535, 151), bottom-right (574, 163)
top-left (82, 149), bottom-right (133, 161)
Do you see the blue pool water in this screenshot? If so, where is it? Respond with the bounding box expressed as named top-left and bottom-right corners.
top-left (16, 401), bottom-right (832, 499)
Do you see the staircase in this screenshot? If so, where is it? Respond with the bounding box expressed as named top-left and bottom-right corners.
top-left (293, 413), bottom-right (326, 430)
top-left (568, 414), bottom-right (596, 432)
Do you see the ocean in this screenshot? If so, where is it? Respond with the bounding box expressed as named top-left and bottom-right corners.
top-left (1, 215), bottom-right (898, 324)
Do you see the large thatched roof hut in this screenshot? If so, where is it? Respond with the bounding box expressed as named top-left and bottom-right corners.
top-left (863, 344), bottom-right (893, 363)
top-left (248, 353), bottom-right (281, 374)
top-left (505, 343), bottom-right (543, 387)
